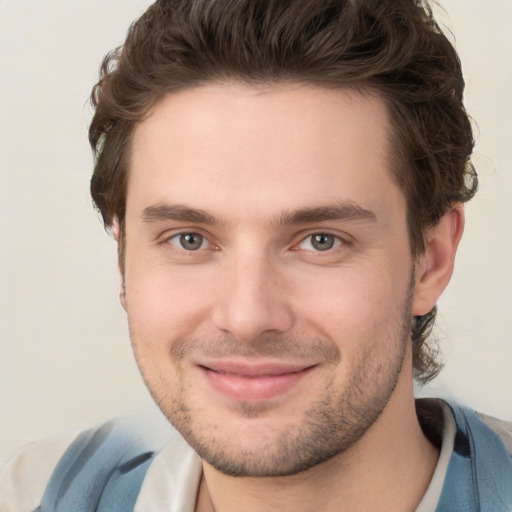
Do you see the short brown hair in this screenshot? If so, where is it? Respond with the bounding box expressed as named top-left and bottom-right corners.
top-left (89, 0), bottom-right (477, 384)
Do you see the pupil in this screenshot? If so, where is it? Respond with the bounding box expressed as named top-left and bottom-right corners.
top-left (180, 233), bottom-right (202, 250)
top-left (312, 233), bottom-right (334, 251)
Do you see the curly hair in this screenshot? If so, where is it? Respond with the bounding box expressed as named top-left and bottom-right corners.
top-left (89, 0), bottom-right (477, 384)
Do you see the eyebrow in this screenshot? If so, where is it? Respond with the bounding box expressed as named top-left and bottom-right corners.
top-left (142, 204), bottom-right (221, 225)
top-left (274, 202), bottom-right (377, 227)
top-left (141, 201), bottom-right (377, 227)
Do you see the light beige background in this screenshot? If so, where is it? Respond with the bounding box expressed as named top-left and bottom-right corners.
top-left (1, 0), bottom-right (511, 461)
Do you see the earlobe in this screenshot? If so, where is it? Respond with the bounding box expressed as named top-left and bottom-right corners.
top-left (412, 204), bottom-right (465, 316)
top-left (120, 282), bottom-right (128, 311)
top-left (111, 216), bottom-right (120, 241)
top-left (111, 216), bottom-right (127, 311)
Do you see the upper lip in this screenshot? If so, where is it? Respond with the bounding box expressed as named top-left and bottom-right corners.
top-left (197, 360), bottom-right (316, 378)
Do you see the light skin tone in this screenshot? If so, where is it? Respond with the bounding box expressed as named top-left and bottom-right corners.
top-left (117, 83), bottom-right (464, 511)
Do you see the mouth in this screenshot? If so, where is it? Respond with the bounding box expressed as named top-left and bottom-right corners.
top-left (197, 361), bottom-right (317, 401)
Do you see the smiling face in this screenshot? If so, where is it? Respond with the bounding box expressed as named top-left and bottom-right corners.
top-left (123, 83), bottom-right (418, 476)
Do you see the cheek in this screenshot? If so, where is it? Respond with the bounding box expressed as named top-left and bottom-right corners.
top-left (291, 261), bottom-right (410, 347)
top-left (295, 266), bottom-right (389, 318)
top-left (124, 259), bottom-right (217, 346)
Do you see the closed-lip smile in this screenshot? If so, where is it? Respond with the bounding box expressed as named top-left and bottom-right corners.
top-left (197, 360), bottom-right (317, 401)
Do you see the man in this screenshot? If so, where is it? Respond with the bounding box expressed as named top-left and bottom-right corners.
top-left (1, 0), bottom-right (511, 510)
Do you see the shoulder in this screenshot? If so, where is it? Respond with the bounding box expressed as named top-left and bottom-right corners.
top-left (0, 414), bottom-right (173, 512)
top-left (477, 411), bottom-right (512, 456)
top-left (0, 431), bottom-right (78, 512)
top-left (416, 398), bottom-right (512, 459)
top-left (442, 400), bottom-right (512, 457)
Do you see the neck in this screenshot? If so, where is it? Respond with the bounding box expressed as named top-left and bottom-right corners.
top-left (196, 372), bottom-right (438, 512)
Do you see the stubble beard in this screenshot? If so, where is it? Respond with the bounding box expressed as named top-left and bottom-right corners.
top-left (133, 276), bottom-right (414, 478)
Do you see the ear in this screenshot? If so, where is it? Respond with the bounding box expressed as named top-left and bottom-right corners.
top-left (111, 216), bottom-right (121, 241)
top-left (412, 204), bottom-right (465, 316)
top-left (111, 217), bottom-right (128, 311)
top-left (119, 281), bottom-right (128, 311)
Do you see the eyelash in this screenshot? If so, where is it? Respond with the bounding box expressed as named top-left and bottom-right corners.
top-left (164, 231), bottom-right (214, 252)
top-left (162, 230), bottom-right (347, 254)
top-left (295, 232), bottom-right (345, 253)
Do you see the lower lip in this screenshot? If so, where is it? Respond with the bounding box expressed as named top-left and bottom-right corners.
top-left (199, 366), bottom-right (315, 401)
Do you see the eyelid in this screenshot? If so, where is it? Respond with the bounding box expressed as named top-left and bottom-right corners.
top-left (160, 228), bottom-right (218, 250)
top-left (169, 232), bottom-right (208, 250)
top-left (157, 227), bottom-right (350, 253)
top-left (292, 230), bottom-right (351, 252)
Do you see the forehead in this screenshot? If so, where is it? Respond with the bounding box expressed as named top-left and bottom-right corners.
top-left (127, 83), bottom-right (403, 223)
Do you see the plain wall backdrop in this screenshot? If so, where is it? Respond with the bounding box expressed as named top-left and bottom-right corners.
top-left (1, 0), bottom-right (511, 461)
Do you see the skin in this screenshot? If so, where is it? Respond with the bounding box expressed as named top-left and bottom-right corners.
top-left (120, 83), bottom-right (464, 511)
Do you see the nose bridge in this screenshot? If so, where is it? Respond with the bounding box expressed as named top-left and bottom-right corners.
top-left (212, 245), bottom-right (293, 342)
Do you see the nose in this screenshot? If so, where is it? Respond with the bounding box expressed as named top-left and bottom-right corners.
top-left (211, 253), bottom-right (294, 343)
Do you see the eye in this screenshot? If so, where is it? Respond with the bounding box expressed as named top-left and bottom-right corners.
top-left (298, 233), bottom-right (342, 252)
top-left (168, 232), bottom-right (209, 251)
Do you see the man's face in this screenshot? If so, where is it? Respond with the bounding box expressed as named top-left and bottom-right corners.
top-left (123, 83), bottom-right (416, 476)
